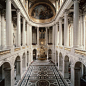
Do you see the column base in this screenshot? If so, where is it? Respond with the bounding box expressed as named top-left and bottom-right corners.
top-left (6, 45), bottom-right (14, 49)
top-left (1, 45), bottom-right (6, 50)
top-left (73, 45), bottom-right (83, 49)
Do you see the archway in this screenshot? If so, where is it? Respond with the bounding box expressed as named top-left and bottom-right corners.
top-left (14, 56), bottom-right (21, 84)
top-left (64, 56), bottom-right (70, 79)
top-left (59, 53), bottom-right (63, 72)
top-left (48, 49), bottom-right (52, 60)
top-left (0, 62), bottom-right (11, 86)
top-left (74, 62), bottom-right (86, 86)
top-left (22, 53), bottom-right (26, 73)
top-left (27, 51), bottom-right (29, 66)
top-left (56, 51), bottom-right (58, 66)
top-left (33, 49), bottom-right (37, 60)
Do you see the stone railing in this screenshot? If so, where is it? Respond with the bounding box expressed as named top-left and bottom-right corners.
top-left (75, 49), bottom-right (86, 56)
top-left (14, 48), bottom-right (20, 52)
top-left (0, 49), bottom-right (10, 55)
top-left (65, 47), bottom-right (71, 51)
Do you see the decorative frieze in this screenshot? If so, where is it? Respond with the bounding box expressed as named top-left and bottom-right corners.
top-left (56, 46), bottom-right (58, 48)
top-left (59, 46), bottom-right (63, 49)
top-left (22, 46), bottom-right (25, 49)
top-left (0, 50), bottom-right (10, 55)
top-left (14, 48), bottom-right (20, 52)
top-left (75, 49), bottom-right (86, 56)
top-left (65, 48), bottom-right (71, 51)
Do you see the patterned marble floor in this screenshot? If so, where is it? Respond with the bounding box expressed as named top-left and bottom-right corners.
top-left (19, 60), bottom-right (67, 86)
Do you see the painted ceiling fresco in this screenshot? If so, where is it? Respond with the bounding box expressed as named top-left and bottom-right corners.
top-left (31, 4), bottom-right (54, 19)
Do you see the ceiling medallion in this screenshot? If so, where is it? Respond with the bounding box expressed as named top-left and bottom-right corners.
top-left (29, 2), bottom-right (56, 23)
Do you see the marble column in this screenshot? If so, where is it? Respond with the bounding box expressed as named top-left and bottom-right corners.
top-left (22, 18), bottom-right (26, 46)
top-left (0, 12), bottom-right (1, 49)
top-left (80, 14), bottom-right (84, 48)
top-left (59, 18), bottom-right (62, 46)
top-left (27, 24), bottom-right (29, 46)
top-left (4, 68), bottom-right (11, 86)
top-left (29, 25), bottom-right (32, 45)
top-left (73, 0), bottom-right (80, 48)
top-left (1, 13), bottom-right (5, 49)
top-left (64, 10), bottom-right (69, 47)
top-left (17, 10), bottom-right (21, 47)
top-left (6, 0), bottom-right (13, 48)
top-left (37, 27), bottom-right (39, 45)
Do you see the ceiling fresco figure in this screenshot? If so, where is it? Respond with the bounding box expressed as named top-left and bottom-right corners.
top-left (31, 4), bottom-right (54, 19)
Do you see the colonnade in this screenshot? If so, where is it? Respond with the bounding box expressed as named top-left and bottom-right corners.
top-left (0, 0), bottom-right (32, 50)
top-left (54, 0), bottom-right (82, 49)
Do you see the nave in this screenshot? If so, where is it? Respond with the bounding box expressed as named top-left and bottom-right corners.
top-left (19, 60), bottom-right (67, 86)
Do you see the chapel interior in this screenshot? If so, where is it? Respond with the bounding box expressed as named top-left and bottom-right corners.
top-left (0, 0), bottom-right (86, 86)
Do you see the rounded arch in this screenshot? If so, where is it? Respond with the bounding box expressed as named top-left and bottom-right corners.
top-left (0, 62), bottom-right (11, 86)
top-left (64, 55), bottom-right (69, 62)
top-left (48, 49), bottom-right (52, 60)
top-left (74, 61), bottom-right (86, 86)
top-left (64, 55), bottom-right (71, 79)
top-left (0, 61), bottom-right (11, 69)
top-left (14, 56), bottom-right (21, 81)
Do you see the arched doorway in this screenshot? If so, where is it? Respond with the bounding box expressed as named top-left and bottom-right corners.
top-left (48, 49), bottom-right (52, 60)
top-left (0, 62), bottom-right (11, 86)
top-left (59, 53), bottom-right (63, 72)
top-left (33, 49), bottom-right (37, 60)
top-left (64, 56), bottom-right (70, 79)
top-left (22, 53), bottom-right (26, 73)
top-left (27, 51), bottom-right (29, 66)
top-left (56, 51), bottom-right (58, 66)
top-left (14, 56), bottom-right (21, 84)
top-left (74, 62), bottom-right (86, 86)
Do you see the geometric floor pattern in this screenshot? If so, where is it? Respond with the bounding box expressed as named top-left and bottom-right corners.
top-left (19, 60), bottom-right (67, 86)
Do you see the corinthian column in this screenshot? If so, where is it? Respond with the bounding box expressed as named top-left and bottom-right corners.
top-left (17, 10), bottom-right (21, 47)
top-left (73, 0), bottom-right (80, 48)
top-left (59, 18), bottom-right (62, 46)
top-left (22, 17), bottom-right (26, 46)
top-left (6, 0), bottom-right (13, 48)
top-left (64, 9), bottom-right (69, 47)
